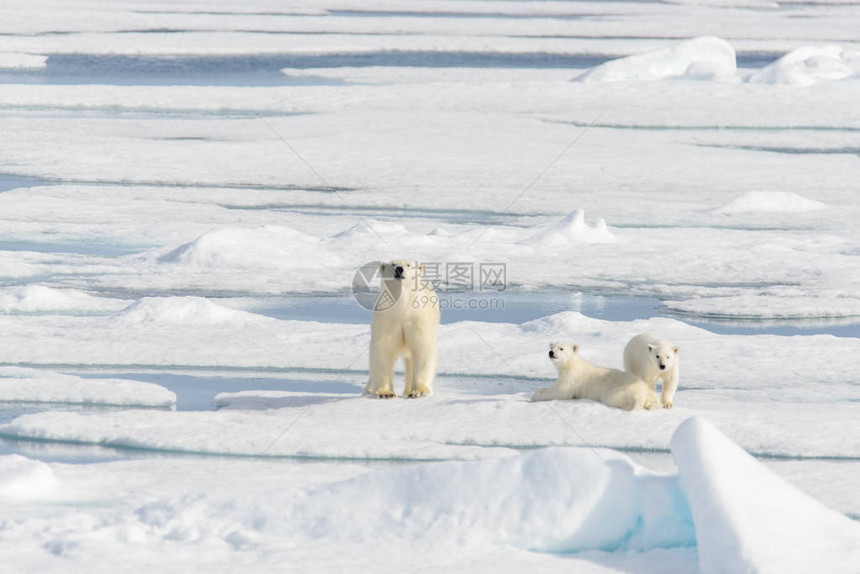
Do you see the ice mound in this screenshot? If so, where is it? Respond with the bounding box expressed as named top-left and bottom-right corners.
top-left (717, 191), bottom-right (827, 214)
top-left (0, 455), bottom-right (57, 498)
top-left (0, 52), bottom-right (47, 69)
top-left (159, 226), bottom-right (323, 269)
top-left (576, 37), bottom-right (737, 82)
top-left (114, 296), bottom-right (263, 326)
top-left (295, 447), bottom-right (696, 553)
top-left (519, 210), bottom-right (616, 246)
top-left (0, 285), bottom-right (127, 314)
top-left (672, 417), bottom-right (860, 574)
top-left (0, 367), bottom-right (176, 408)
top-left (748, 45), bottom-right (860, 86)
top-left (290, 417), bottom-right (860, 566)
top-left (332, 219), bottom-right (409, 239)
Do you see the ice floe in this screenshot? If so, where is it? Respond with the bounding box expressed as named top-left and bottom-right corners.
top-left (0, 367), bottom-right (176, 408)
top-left (0, 52), bottom-right (46, 69)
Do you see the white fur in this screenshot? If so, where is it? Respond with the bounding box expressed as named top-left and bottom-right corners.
top-left (623, 333), bottom-right (680, 408)
top-left (531, 342), bottom-right (659, 411)
top-left (363, 260), bottom-right (440, 398)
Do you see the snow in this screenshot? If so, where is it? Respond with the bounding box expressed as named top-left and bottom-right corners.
top-left (672, 417), bottom-right (860, 574)
top-left (716, 191), bottom-right (828, 214)
top-left (749, 45), bottom-right (860, 86)
top-left (0, 285), bottom-right (129, 314)
top-left (576, 37), bottom-right (738, 82)
top-left (114, 296), bottom-right (267, 326)
top-left (0, 52), bottom-right (47, 70)
top-left (519, 210), bottom-right (616, 246)
top-left (0, 367), bottom-right (176, 408)
top-left (0, 455), bottom-right (57, 498)
top-left (0, 0), bottom-right (858, 571)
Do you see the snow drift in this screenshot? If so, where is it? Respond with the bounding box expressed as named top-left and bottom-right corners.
top-left (519, 210), bottom-right (616, 245)
top-left (294, 447), bottom-right (695, 554)
top-left (0, 285), bottom-right (127, 314)
top-left (114, 296), bottom-right (266, 326)
top-left (290, 416), bottom-right (860, 569)
top-left (0, 455), bottom-right (57, 499)
top-left (672, 417), bottom-right (860, 574)
top-left (748, 45), bottom-right (860, 86)
top-left (158, 226), bottom-right (326, 269)
top-left (717, 191), bottom-right (827, 214)
top-left (576, 37), bottom-right (737, 82)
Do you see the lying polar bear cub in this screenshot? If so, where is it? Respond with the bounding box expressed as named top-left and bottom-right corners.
top-left (623, 333), bottom-right (680, 409)
top-left (531, 342), bottom-right (659, 411)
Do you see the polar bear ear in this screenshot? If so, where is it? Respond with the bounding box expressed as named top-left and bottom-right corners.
top-left (379, 262), bottom-right (387, 272)
top-left (572, 344), bottom-right (579, 353)
top-left (418, 263), bottom-right (426, 275)
top-left (647, 344), bottom-right (655, 352)
top-left (673, 346), bottom-right (680, 355)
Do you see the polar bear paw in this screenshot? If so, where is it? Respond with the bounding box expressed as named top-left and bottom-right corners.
top-left (406, 390), bottom-right (425, 398)
top-left (643, 395), bottom-right (661, 411)
top-left (662, 399), bottom-right (674, 409)
top-left (374, 390), bottom-right (396, 399)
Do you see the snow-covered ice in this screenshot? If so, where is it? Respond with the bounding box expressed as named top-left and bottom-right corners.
top-left (576, 37), bottom-right (738, 82)
top-left (673, 417), bottom-right (860, 574)
top-left (749, 45), bottom-right (860, 86)
top-left (0, 0), bottom-right (858, 572)
top-left (0, 367), bottom-right (175, 408)
top-left (716, 190), bottom-right (828, 214)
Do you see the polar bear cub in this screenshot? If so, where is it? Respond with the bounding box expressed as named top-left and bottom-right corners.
top-left (531, 342), bottom-right (659, 411)
top-left (363, 259), bottom-right (440, 399)
top-left (623, 333), bottom-right (680, 409)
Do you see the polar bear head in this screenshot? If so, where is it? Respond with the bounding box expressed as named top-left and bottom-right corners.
top-left (548, 342), bottom-right (579, 363)
top-left (647, 342), bottom-right (679, 372)
top-left (378, 260), bottom-right (425, 283)
top-left (375, 260), bottom-right (427, 309)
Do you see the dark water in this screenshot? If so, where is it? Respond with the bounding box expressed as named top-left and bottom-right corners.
top-left (236, 292), bottom-right (860, 337)
top-left (0, 51), bottom-right (778, 87)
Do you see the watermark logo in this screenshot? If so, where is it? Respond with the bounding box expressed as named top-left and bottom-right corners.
top-left (352, 261), bottom-right (403, 311)
top-left (352, 261), bottom-right (507, 311)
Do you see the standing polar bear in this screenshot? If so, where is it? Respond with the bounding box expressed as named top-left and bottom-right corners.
top-left (531, 342), bottom-right (659, 411)
top-left (363, 260), bottom-right (440, 398)
top-left (623, 333), bottom-right (680, 408)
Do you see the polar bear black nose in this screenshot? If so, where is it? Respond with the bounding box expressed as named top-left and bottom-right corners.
top-left (549, 350), bottom-right (555, 358)
top-left (394, 266), bottom-right (404, 278)
top-left (659, 364), bottom-right (666, 370)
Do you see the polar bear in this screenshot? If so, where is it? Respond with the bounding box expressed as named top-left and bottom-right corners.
top-left (531, 342), bottom-right (659, 411)
top-left (623, 333), bottom-right (680, 409)
top-left (363, 260), bottom-right (440, 398)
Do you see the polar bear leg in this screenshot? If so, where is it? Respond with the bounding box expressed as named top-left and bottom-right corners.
top-left (402, 356), bottom-right (414, 397)
top-left (643, 388), bottom-right (661, 410)
top-left (408, 345), bottom-right (436, 397)
top-left (661, 371), bottom-right (679, 409)
top-left (368, 343), bottom-right (397, 398)
top-left (404, 325), bottom-right (437, 397)
top-left (531, 387), bottom-right (568, 401)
